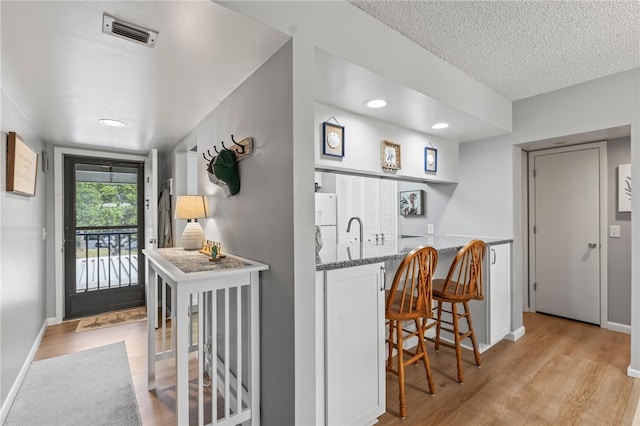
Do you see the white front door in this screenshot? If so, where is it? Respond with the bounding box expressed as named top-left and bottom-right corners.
top-left (144, 149), bottom-right (158, 250)
top-left (530, 146), bottom-right (602, 324)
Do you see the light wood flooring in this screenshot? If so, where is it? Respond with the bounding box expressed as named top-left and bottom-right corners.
top-left (35, 312), bottom-right (640, 425)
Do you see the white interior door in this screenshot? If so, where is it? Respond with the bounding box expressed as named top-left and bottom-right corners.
top-left (145, 149), bottom-right (158, 250)
top-left (531, 147), bottom-right (601, 324)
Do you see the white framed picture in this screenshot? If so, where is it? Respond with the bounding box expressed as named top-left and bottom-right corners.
top-left (619, 163), bottom-right (631, 212)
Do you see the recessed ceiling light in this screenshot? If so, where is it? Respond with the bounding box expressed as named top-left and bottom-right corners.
top-left (431, 122), bottom-right (449, 129)
top-left (99, 118), bottom-right (126, 128)
top-left (365, 99), bottom-right (387, 109)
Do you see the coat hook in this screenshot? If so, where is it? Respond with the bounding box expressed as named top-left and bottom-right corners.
top-left (230, 134), bottom-right (246, 154)
top-left (213, 146), bottom-right (220, 154)
top-left (221, 141), bottom-right (232, 151)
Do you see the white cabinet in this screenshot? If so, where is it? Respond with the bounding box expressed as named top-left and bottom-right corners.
top-left (488, 243), bottom-right (511, 345)
top-left (336, 175), bottom-right (397, 243)
top-left (437, 243), bottom-right (511, 351)
top-left (325, 263), bottom-right (385, 425)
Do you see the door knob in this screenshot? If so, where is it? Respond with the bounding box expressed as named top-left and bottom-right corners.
top-left (588, 242), bottom-right (597, 248)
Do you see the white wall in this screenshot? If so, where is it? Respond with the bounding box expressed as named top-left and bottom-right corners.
top-left (397, 180), bottom-right (456, 237)
top-left (315, 102), bottom-right (459, 183)
top-left (172, 42), bottom-right (297, 426)
top-left (0, 88), bottom-right (48, 406)
top-left (444, 69), bottom-right (639, 360)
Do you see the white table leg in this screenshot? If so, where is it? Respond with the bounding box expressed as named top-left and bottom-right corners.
top-left (250, 272), bottom-right (261, 425)
top-left (147, 258), bottom-right (157, 390)
top-left (175, 284), bottom-right (190, 426)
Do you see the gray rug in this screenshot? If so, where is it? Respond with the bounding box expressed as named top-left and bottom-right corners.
top-left (4, 341), bottom-right (141, 426)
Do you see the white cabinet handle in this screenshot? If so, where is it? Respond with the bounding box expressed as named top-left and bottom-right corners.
top-left (491, 248), bottom-right (496, 265)
top-left (380, 265), bottom-right (386, 291)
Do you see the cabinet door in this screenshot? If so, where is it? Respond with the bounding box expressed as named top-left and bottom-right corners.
top-left (325, 263), bottom-right (385, 425)
top-left (489, 243), bottom-right (511, 344)
top-left (336, 175), bottom-right (398, 243)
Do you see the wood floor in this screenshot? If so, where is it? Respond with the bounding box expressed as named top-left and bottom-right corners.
top-left (379, 312), bottom-right (640, 425)
top-left (35, 312), bottom-right (640, 426)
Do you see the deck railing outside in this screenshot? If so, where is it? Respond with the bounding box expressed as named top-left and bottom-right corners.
top-left (75, 227), bottom-right (139, 292)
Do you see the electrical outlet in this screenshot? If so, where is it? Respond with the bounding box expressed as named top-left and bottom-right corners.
top-left (427, 224), bottom-right (435, 235)
top-left (609, 225), bottom-right (621, 238)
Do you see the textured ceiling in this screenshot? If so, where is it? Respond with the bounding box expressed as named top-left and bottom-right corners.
top-left (349, 1), bottom-right (640, 101)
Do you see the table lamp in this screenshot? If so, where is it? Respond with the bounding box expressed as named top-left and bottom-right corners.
top-left (175, 195), bottom-right (209, 250)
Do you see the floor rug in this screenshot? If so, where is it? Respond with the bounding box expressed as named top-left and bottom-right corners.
top-left (75, 307), bottom-right (146, 332)
top-left (4, 342), bottom-right (141, 426)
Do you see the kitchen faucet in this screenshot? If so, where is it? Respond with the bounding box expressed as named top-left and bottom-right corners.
top-left (346, 216), bottom-right (363, 243)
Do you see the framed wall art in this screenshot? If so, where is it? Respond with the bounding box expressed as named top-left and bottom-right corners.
top-left (400, 190), bottom-right (424, 216)
top-left (425, 147), bottom-right (438, 172)
top-left (322, 122), bottom-right (345, 158)
top-left (619, 163), bottom-right (631, 212)
top-left (382, 140), bottom-right (401, 170)
top-left (6, 131), bottom-right (38, 196)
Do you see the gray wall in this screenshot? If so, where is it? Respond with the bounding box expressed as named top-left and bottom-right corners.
top-left (172, 42), bottom-right (295, 426)
top-left (443, 69), bottom-right (639, 334)
top-left (398, 180), bottom-right (456, 237)
top-left (607, 137), bottom-right (631, 325)
top-left (1, 88), bottom-right (48, 404)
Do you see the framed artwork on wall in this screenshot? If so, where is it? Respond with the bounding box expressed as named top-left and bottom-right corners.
top-left (6, 131), bottom-right (38, 196)
top-left (382, 140), bottom-right (401, 170)
top-left (322, 122), bottom-right (345, 158)
top-left (425, 147), bottom-right (438, 172)
top-left (400, 190), bottom-right (424, 216)
top-left (619, 163), bottom-right (631, 212)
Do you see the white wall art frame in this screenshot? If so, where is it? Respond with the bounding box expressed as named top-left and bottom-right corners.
top-left (619, 163), bottom-right (631, 212)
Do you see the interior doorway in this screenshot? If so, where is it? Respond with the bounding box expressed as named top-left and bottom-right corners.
top-left (528, 142), bottom-right (608, 325)
top-left (63, 156), bottom-right (145, 319)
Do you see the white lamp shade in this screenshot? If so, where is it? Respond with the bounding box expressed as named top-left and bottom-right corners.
top-left (175, 195), bottom-right (209, 220)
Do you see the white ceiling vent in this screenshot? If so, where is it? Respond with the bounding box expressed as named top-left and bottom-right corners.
top-left (102, 14), bottom-right (158, 48)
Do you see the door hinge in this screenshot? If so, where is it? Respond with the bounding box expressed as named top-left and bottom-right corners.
top-left (534, 282), bottom-right (537, 291)
top-left (533, 225), bottom-right (536, 234)
top-left (533, 169), bottom-right (536, 178)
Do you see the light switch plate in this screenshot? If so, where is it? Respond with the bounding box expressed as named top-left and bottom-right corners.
top-left (609, 225), bottom-right (621, 238)
top-left (427, 224), bottom-right (435, 235)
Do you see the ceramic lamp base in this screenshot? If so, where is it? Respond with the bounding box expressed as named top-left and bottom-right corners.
top-left (181, 221), bottom-right (204, 250)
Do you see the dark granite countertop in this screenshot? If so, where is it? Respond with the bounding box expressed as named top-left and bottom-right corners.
top-left (315, 235), bottom-right (512, 271)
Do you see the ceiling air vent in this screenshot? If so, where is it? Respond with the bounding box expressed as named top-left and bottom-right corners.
top-left (102, 14), bottom-right (158, 48)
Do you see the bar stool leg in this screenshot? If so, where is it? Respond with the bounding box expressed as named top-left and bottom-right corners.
top-left (451, 302), bottom-right (464, 383)
top-left (464, 301), bottom-right (481, 367)
top-left (434, 301), bottom-right (443, 350)
top-left (415, 319), bottom-right (436, 395)
top-left (396, 322), bottom-right (407, 419)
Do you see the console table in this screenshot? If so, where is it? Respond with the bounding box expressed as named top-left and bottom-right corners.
top-left (143, 248), bottom-right (268, 426)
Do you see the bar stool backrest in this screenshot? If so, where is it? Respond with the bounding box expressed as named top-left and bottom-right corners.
top-left (386, 246), bottom-right (438, 318)
top-left (441, 239), bottom-right (486, 300)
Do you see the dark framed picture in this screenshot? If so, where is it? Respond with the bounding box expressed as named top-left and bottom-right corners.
top-left (382, 140), bottom-right (401, 170)
top-left (322, 122), bottom-right (345, 158)
top-left (400, 190), bottom-right (424, 216)
top-left (425, 147), bottom-right (438, 172)
top-left (6, 132), bottom-right (38, 196)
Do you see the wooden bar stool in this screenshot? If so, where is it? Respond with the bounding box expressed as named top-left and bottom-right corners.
top-left (385, 246), bottom-right (438, 419)
top-left (429, 239), bottom-right (486, 384)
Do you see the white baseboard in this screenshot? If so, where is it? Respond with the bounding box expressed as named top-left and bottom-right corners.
top-left (608, 321), bottom-right (631, 335)
top-left (46, 316), bottom-right (60, 326)
top-left (506, 326), bottom-right (526, 342)
top-left (627, 365), bottom-right (640, 378)
top-left (1, 319), bottom-right (49, 423)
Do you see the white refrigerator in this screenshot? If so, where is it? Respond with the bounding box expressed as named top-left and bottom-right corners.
top-left (315, 193), bottom-right (337, 248)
